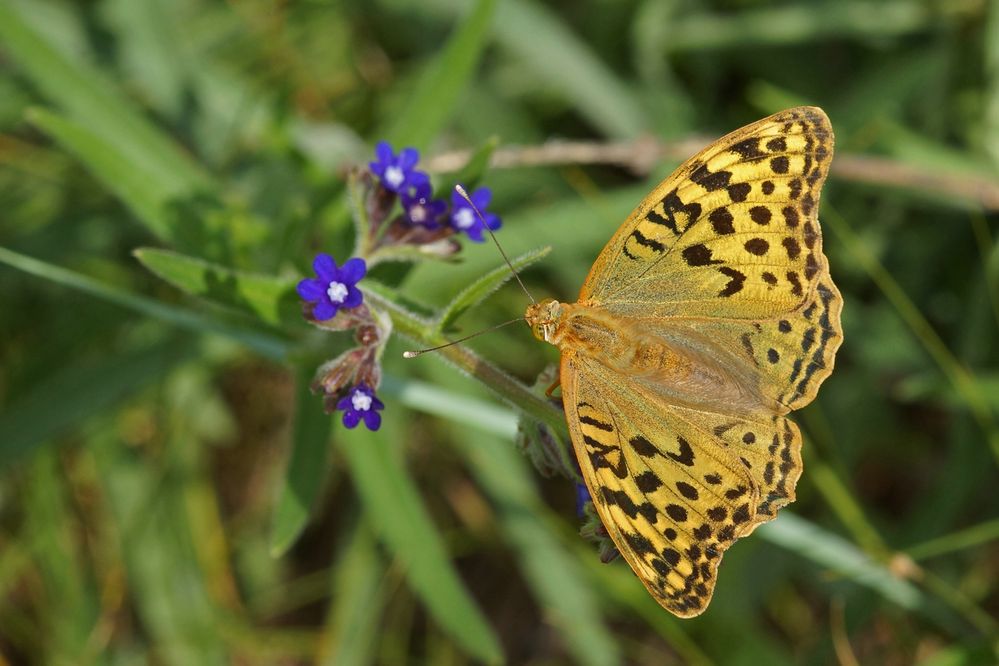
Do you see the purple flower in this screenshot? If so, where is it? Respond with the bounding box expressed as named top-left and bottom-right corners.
top-left (575, 482), bottom-right (592, 518)
top-left (449, 186), bottom-right (501, 242)
top-left (369, 141), bottom-right (428, 194)
top-left (297, 255), bottom-right (366, 321)
top-left (401, 182), bottom-right (447, 229)
top-left (336, 383), bottom-right (385, 430)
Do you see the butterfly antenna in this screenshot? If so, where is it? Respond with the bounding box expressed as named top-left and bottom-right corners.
top-left (455, 184), bottom-right (536, 304)
top-left (403, 317), bottom-right (525, 358)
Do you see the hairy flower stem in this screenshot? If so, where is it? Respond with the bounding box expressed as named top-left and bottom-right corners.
top-left (361, 285), bottom-right (567, 436)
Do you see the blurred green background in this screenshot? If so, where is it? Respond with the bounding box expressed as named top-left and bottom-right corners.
top-left (1, 0), bottom-right (998, 664)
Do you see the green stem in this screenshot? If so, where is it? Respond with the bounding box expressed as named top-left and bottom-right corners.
top-left (361, 285), bottom-right (568, 437)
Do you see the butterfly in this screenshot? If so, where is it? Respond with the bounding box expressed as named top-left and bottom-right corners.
top-left (524, 107), bottom-right (842, 617)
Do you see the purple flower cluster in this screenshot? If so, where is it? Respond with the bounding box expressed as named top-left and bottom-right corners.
top-left (369, 141), bottom-right (501, 241)
top-left (296, 140), bottom-right (506, 432)
top-left (296, 255), bottom-right (383, 430)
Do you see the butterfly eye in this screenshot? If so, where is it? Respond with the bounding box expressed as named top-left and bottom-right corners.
top-left (531, 322), bottom-right (546, 342)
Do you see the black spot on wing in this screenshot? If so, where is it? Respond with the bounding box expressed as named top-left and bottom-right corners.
top-left (787, 271), bottom-right (803, 297)
top-left (782, 237), bottom-right (801, 260)
top-left (682, 244), bottom-right (722, 266)
top-left (744, 238), bottom-right (769, 256)
top-left (630, 228), bottom-right (665, 253)
top-left (665, 504), bottom-right (688, 522)
top-left (675, 481), bottom-right (699, 500)
top-left (667, 436), bottom-right (695, 466)
top-left (782, 206), bottom-right (800, 228)
top-left (624, 531), bottom-right (658, 556)
top-left (749, 206), bottom-right (772, 225)
top-left (690, 163), bottom-right (732, 191)
top-left (579, 415), bottom-right (613, 431)
top-left (727, 182), bottom-right (751, 202)
top-left (709, 207), bottom-right (735, 234)
top-left (631, 435), bottom-right (658, 457)
top-left (583, 434), bottom-right (627, 479)
top-left (718, 267), bottom-right (746, 296)
top-left (730, 137), bottom-right (766, 160)
top-left (635, 471), bottom-right (663, 492)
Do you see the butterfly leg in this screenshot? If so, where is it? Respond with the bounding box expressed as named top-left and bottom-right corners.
top-left (545, 377), bottom-right (561, 397)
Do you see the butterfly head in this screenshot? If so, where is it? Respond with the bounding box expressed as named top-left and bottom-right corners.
top-left (524, 298), bottom-right (563, 344)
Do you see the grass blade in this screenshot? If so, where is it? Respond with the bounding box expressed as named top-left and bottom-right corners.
top-left (0, 341), bottom-right (190, 469)
top-left (0, 246), bottom-right (289, 358)
top-left (339, 416), bottom-right (503, 664)
top-left (384, 0), bottom-right (497, 150)
top-left (27, 108), bottom-right (178, 238)
top-left (319, 523), bottom-right (387, 666)
top-left (0, 2), bottom-right (211, 193)
top-left (451, 430), bottom-right (621, 666)
top-left (270, 369), bottom-right (335, 556)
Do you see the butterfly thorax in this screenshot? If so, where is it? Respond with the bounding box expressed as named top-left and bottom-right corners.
top-left (525, 295), bottom-right (683, 369)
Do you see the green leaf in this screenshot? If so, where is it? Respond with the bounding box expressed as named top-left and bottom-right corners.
top-left (0, 2), bottom-right (211, 193)
top-left (91, 424), bottom-right (227, 664)
top-left (133, 248), bottom-right (299, 327)
top-left (320, 523), bottom-right (387, 666)
top-left (0, 341), bottom-right (190, 469)
top-left (23, 449), bottom-right (101, 660)
top-left (339, 417), bottom-right (503, 664)
top-left (0, 246), bottom-right (288, 358)
top-left (435, 245), bottom-right (550, 332)
top-left (383, 0), bottom-right (497, 150)
top-left (450, 431), bottom-right (621, 666)
top-left (381, 376), bottom-right (518, 438)
top-left (756, 513), bottom-right (923, 609)
top-left (27, 108), bottom-right (177, 238)
top-left (270, 368), bottom-right (335, 556)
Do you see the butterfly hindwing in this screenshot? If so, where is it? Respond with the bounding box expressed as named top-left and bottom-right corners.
top-left (580, 107), bottom-right (834, 322)
top-left (631, 267), bottom-right (843, 413)
top-left (563, 351), bottom-right (806, 616)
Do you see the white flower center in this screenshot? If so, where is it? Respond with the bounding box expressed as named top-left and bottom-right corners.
top-left (326, 281), bottom-right (348, 303)
top-left (410, 204), bottom-right (427, 223)
top-left (454, 208), bottom-right (475, 229)
top-left (351, 392), bottom-right (372, 412)
top-left (384, 165), bottom-right (405, 189)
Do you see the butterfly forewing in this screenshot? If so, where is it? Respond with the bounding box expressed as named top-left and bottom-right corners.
top-left (580, 106), bottom-right (834, 322)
